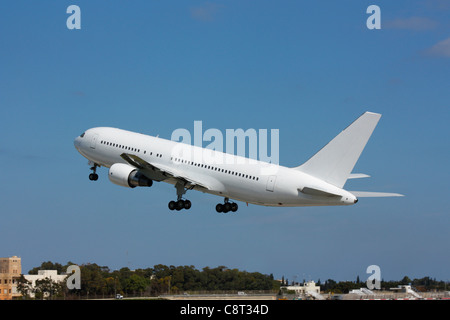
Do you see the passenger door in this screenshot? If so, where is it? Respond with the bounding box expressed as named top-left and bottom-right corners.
top-left (90, 133), bottom-right (99, 149)
top-left (266, 175), bottom-right (276, 192)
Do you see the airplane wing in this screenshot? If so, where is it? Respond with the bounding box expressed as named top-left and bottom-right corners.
top-left (120, 153), bottom-right (212, 190)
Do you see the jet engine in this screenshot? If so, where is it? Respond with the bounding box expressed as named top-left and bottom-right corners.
top-left (108, 163), bottom-right (153, 188)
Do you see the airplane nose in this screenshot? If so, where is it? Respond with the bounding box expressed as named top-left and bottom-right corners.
top-left (354, 198), bottom-right (358, 204)
top-left (74, 136), bottom-right (81, 150)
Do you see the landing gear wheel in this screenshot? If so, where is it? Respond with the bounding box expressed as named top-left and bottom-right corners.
top-left (169, 199), bottom-right (191, 212)
top-left (168, 201), bottom-right (176, 211)
top-left (224, 202), bottom-right (232, 213)
top-left (168, 182), bottom-right (193, 212)
top-left (216, 198), bottom-right (238, 214)
top-left (176, 200), bottom-right (184, 211)
top-left (88, 163), bottom-right (99, 181)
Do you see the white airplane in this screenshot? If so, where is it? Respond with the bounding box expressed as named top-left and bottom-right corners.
top-left (74, 111), bottom-right (403, 213)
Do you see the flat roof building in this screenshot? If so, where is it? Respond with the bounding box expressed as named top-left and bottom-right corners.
top-left (24, 270), bottom-right (67, 299)
top-left (283, 280), bottom-right (321, 294)
top-left (0, 256), bottom-right (22, 300)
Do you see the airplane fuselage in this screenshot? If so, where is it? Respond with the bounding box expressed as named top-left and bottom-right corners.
top-left (74, 127), bottom-right (357, 208)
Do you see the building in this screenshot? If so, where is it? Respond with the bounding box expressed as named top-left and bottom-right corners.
top-left (283, 280), bottom-right (321, 295)
top-left (0, 256), bottom-right (22, 300)
top-left (390, 285), bottom-right (423, 299)
top-left (24, 270), bottom-right (67, 298)
top-left (1, 256), bottom-right (68, 299)
top-left (281, 280), bottom-right (325, 299)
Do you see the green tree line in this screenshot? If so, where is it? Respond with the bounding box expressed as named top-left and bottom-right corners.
top-left (26, 262), bottom-right (279, 298)
top-left (22, 261), bottom-right (449, 299)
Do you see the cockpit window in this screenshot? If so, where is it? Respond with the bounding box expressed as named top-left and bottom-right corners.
top-left (80, 132), bottom-right (85, 138)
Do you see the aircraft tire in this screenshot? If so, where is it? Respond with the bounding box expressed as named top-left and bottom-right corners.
top-left (176, 200), bottom-right (184, 211)
top-left (168, 201), bottom-right (176, 210)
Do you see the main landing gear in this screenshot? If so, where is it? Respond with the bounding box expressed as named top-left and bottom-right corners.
top-left (168, 199), bottom-right (192, 211)
top-left (165, 182), bottom-right (240, 214)
top-left (168, 181), bottom-right (192, 212)
top-left (216, 198), bottom-right (238, 213)
top-left (89, 163), bottom-right (99, 181)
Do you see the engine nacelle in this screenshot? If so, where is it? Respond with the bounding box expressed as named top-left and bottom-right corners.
top-left (108, 163), bottom-right (153, 188)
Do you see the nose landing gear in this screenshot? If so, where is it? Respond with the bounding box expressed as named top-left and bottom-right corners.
top-left (88, 163), bottom-right (99, 181)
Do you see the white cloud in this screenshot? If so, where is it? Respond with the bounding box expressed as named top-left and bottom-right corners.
top-left (384, 17), bottom-right (438, 31)
top-left (190, 3), bottom-right (223, 22)
top-left (425, 37), bottom-right (450, 58)
top-left (424, 0), bottom-right (450, 11)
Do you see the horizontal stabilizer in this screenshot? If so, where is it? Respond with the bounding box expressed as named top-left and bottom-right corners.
top-left (350, 191), bottom-right (404, 197)
top-left (348, 173), bottom-right (371, 179)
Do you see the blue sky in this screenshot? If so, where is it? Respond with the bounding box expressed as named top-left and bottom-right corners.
top-left (0, 1), bottom-right (449, 283)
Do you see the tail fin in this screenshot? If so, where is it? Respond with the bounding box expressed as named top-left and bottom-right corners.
top-left (294, 111), bottom-right (381, 188)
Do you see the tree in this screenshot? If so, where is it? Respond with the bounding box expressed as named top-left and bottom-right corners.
top-left (79, 263), bottom-right (107, 297)
top-left (400, 276), bottom-right (412, 285)
top-left (125, 274), bottom-right (149, 295)
top-left (16, 275), bottom-right (32, 299)
top-left (34, 277), bottom-right (64, 300)
top-left (28, 261), bottom-right (66, 275)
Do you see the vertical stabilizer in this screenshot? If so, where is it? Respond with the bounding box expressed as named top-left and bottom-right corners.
top-left (294, 112), bottom-right (381, 188)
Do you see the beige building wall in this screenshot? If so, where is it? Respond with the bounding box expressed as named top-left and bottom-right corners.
top-left (0, 256), bottom-right (22, 300)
